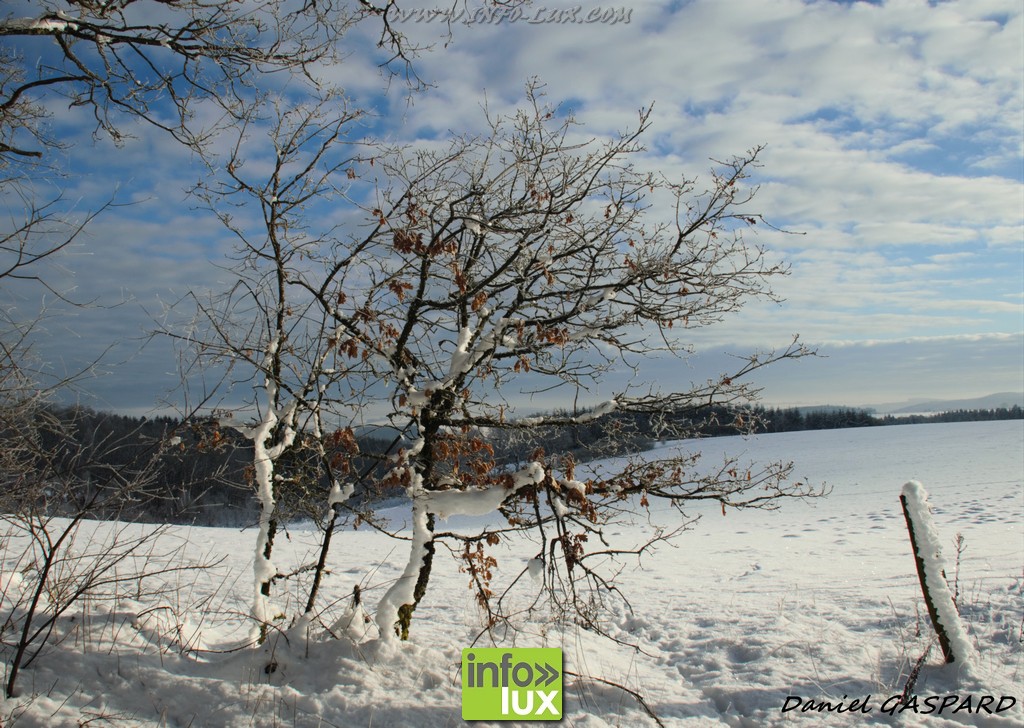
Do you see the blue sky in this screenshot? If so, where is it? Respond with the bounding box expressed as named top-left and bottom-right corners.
top-left (4, 0), bottom-right (1023, 416)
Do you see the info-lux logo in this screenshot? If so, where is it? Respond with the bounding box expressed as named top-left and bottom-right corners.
top-left (461, 648), bottom-right (562, 720)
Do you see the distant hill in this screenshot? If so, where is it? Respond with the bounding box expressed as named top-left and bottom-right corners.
top-left (874, 392), bottom-right (1024, 415)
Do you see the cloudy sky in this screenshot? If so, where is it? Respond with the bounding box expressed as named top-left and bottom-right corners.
top-left (5, 0), bottom-right (1023, 416)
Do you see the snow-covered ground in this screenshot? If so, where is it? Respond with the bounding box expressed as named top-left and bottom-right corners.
top-left (2, 420), bottom-right (1021, 727)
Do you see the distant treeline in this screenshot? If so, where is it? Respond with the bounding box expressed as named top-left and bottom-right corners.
top-left (750, 404), bottom-right (1024, 432)
top-left (425, 403), bottom-right (1024, 476)
top-left (8, 403), bottom-right (1020, 526)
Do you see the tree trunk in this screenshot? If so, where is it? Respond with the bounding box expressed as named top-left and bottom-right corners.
top-left (258, 518), bottom-right (277, 644)
top-left (305, 507), bottom-right (337, 615)
top-left (397, 512), bottom-right (435, 640)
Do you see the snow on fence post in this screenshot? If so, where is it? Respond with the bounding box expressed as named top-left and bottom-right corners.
top-left (899, 480), bottom-right (976, 668)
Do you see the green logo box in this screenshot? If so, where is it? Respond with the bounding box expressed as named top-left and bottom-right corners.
top-left (461, 647), bottom-right (563, 721)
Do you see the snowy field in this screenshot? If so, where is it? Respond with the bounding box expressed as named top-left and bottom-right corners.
top-left (1, 420), bottom-right (1021, 727)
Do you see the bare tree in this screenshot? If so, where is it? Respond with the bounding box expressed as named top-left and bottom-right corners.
top-left (339, 86), bottom-right (819, 641)
top-left (185, 81), bottom-right (819, 646)
top-left (177, 93), bottom-right (391, 641)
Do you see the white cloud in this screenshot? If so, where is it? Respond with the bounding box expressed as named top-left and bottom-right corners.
top-left (8, 0), bottom-right (1022, 412)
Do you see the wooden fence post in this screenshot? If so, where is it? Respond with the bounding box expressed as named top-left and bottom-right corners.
top-left (899, 480), bottom-right (980, 671)
top-left (900, 491), bottom-right (954, 663)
